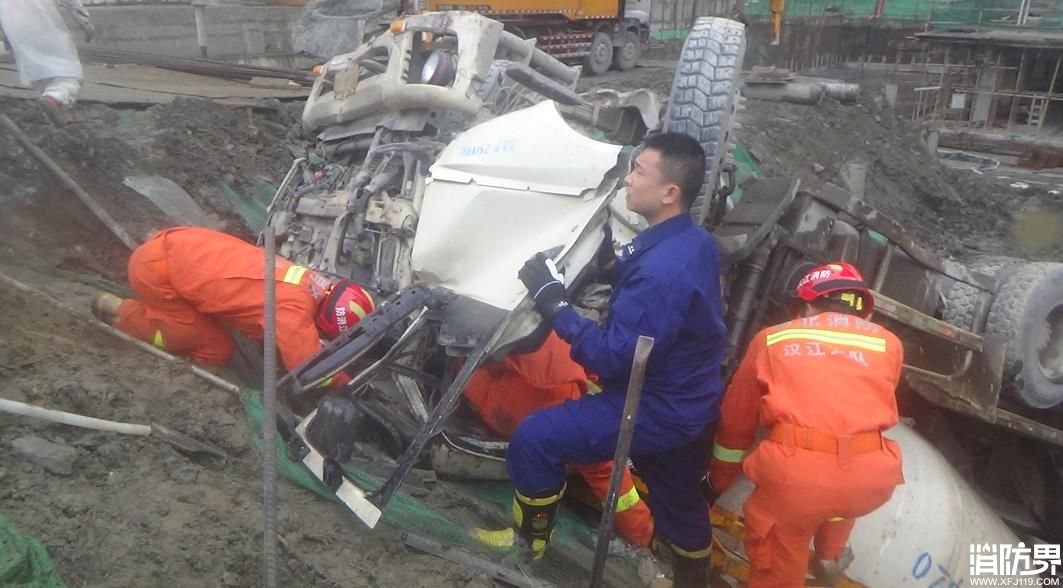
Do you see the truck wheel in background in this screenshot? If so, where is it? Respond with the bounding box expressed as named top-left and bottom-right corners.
top-left (611, 33), bottom-right (640, 71)
top-left (984, 262), bottom-right (1063, 409)
top-left (663, 17), bottom-right (746, 227)
top-left (941, 255), bottom-right (1022, 331)
top-left (583, 32), bottom-right (613, 75)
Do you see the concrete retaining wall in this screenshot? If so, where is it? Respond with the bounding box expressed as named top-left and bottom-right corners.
top-left (86, 4), bottom-right (303, 60)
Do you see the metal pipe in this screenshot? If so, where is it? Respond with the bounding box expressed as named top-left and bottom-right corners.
top-left (0, 269), bottom-right (241, 396)
top-left (373, 309), bottom-right (516, 509)
top-left (724, 247), bottom-right (772, 370)
top-left (871, 243), bottom-right (894, 292)
top-left (0, 398), bottom-right (151, 436)
top-left (193, 4), bottom-right (209, 58)
top-left (498, 31), bottom-right (580, 87)
top-left (0, 115), bottom-right (139, 251)
top-left (404, 532), bottom-right (555, 588)
top-left (743, 246), bottom-right (789, 354)
top-left (591, 335), bottom-right (654, 588)
top-left (741, 81), bottom-right (824, 105)
top-left (259, 157), bottom-right (307, 246)
top-left (344, 309), bottom-right (430, 392)
top-left (262, 227), bottom-right (278, 588)
top-left (1018, 0), bottom-right (1031, 26)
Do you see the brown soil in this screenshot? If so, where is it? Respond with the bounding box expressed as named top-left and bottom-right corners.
top-left (0, 269), bottom-right (504, 587)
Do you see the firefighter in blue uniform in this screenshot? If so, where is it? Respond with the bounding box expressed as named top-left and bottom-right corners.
top-left (504, 133), bottom-right (726, 586)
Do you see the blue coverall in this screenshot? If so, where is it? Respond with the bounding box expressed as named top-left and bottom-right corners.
top-left (507, 213), bottom-right (727, 551)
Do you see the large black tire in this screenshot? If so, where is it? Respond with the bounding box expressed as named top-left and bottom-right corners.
top-left (583, 32), bottom-right (613, 76)
top-left (984, 262), bottom-right (1063, 409)
top-left (663, 17), bottom-right (746, 227)
top-left (942, 256), bottom-right (1022, 331)
top-left (611, 33), bottom-right (640, 71)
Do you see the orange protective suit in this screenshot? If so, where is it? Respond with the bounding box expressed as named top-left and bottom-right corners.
top-left (463, 333), bottom-right (655, 547)
top-left (709, 312), bottom-right (905, 588)
top-left (115, 227), bottom-right (343, 377)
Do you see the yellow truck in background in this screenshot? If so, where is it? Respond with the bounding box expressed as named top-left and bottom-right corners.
top-left (422, 0), bottom-right (650, 73)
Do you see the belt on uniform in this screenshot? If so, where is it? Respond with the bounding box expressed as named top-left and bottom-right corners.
top-left (767, 423), bottom-right (883, 469)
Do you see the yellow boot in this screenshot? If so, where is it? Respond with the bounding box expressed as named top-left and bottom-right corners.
top-left (471, 484), bottom-right (566, 560)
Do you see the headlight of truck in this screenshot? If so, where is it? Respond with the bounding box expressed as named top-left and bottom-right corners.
top-left (420, 50), bottom-right (455, 86)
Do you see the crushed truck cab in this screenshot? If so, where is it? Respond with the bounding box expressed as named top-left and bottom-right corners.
top-left (264, 11), bottom-right (1063, 587)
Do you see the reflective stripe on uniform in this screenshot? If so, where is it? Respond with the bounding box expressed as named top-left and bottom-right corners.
top-left (516, 487), bottom-right (565, 507)
top-left (827, 516), bottom-right (846, 522)
top-left (668, 541), bottom-right (711, 559)
top-left (765, 328), bottom-right (887, 353)
top-left (615, 485), bottom-right (642, 513)
top-left (713, 442), bottom-right (745, 463)
top-left (586, 380), bottom-right (603, 395)
top-left (152, 330), bottom-right (165, 349)
top-left (282, 265), bottom-right (308, 286)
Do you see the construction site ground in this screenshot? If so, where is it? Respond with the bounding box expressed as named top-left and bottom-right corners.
top-left (0, 61), bottom-right (1060, 587)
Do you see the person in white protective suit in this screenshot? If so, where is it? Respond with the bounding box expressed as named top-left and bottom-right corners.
top-left (0, 0), bottom-right (94, 123)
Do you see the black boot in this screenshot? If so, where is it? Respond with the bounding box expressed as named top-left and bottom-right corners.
top-left (672, 549), bottom-right (709, 588)
top-left (652, 535), bottom-right (711, 588)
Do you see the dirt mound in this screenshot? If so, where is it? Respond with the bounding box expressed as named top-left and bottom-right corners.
top-left (150, 97), bottom-right (304, 234)
top-left (737, 96), bottom-right (1031, 261)
top-left (0, 96), bottom-right (304, 267)
top-left (585, 64), bottom-right (1043, 261)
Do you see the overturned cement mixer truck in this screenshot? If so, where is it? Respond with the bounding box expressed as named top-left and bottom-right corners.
top-left (260, 10), bottom-right (1063, 585)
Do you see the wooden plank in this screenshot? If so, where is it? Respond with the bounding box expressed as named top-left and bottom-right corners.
top-left (80, 46), bottom-right (317, 84)
top-left (0, 63), bottom-right (309, 106)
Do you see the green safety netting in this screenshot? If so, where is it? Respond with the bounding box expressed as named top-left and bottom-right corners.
top-left (741, 0), bottom-right (1063, 28)
top-left (0, 515), bottom-right (65, 588)
top-left (240, 390), bottom-right (488, 546)
top-left (238, 390), bottom-right (599, 567)
top-left (218, 181), bottom-right (275, 233)
top-left (642, 0), bottom-right (1063, 29)
top-left (730, 143), bottom-right (763, 205)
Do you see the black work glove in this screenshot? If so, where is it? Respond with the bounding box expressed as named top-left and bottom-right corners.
top-left (518, 252), bottom-right (570, 320)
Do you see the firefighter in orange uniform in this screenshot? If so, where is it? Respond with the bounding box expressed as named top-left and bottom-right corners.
top-left (92, 227), bottom-right (374, 382)
top-left (708, 262), bottom-right (905, 587)
top-left (464, 332), bottom-right (654, 547)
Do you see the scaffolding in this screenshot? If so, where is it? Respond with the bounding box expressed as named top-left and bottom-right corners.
top-left (910, 33), bottom-right (1063, 137)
